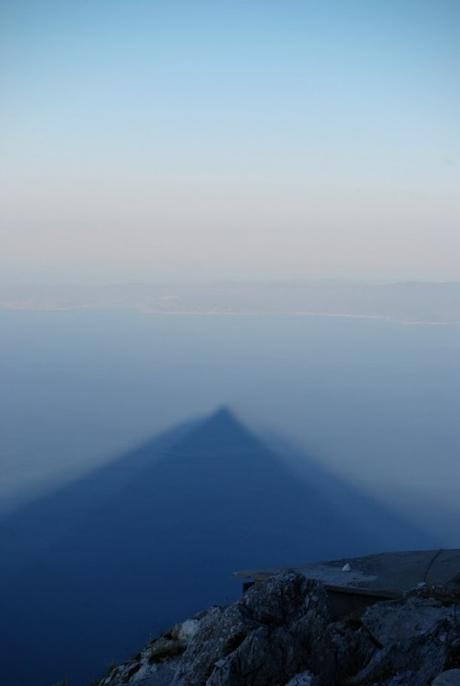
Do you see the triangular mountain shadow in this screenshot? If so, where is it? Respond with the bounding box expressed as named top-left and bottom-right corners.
top-left (0, 408), bottom-right (434, 686)
top-left (0, 416), bottom-right (199, 568)
top-left (259, 429), bottom-right (429, 560)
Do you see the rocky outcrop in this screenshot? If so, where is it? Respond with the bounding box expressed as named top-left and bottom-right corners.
top-left (94, 573), bottom-right (460, 686)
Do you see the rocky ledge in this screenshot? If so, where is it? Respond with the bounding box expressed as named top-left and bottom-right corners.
top-left (94, 573), bottom-right (460, 686)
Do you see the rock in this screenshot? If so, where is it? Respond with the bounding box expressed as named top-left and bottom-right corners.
top-left (349, 595), bottom-right (455, 686)
top-left (322, 618), bottom-right (376, 683)
top-left (93, 573), bottom-right (460, 686)
top-left (361, 596), bottom-right (453, 646)
top-left (178, 573), bottom-right (330, 686)
top-left (177, 619), bottom-right (200, 642)
top-left (95, 615), bottom-right (198, 686)
top-left (446, 630), bottom-right (460, 669)
top-left (285, 671), bottom-right (317, 685)
top-left (433, 670), bottom-right (460, 685)
top-left (148, 637), bottom-right (185, 663)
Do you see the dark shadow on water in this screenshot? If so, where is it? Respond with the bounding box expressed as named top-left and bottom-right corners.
top-left (0, 407), bottom-right (436, 686)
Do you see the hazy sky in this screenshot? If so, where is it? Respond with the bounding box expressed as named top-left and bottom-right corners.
top-left (1, 0), bottom-right (459, 283)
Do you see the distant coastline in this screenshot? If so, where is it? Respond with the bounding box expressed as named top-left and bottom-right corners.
top-left (0, 302), bottom-right (457, 326)
top-left (1, 280), bottom-right (459, 325)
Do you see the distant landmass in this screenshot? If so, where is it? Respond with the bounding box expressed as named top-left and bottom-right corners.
top-left (1, 280), bottom-right (459, 323)
top-left (0, 408), bottom-right (434, 686)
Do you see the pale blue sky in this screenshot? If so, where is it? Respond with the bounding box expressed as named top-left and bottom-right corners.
top-left (1, 0), bottom-right (459, 283)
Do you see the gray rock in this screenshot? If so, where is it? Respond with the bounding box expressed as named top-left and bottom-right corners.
top-left (93, 573), bottom-right (460, 686)
top-left (321, 618), bottom-right (376, 683)
top-left (178, 573), bottom-right (329, 686)
top-left (285, 672), bottom-right (317, 686)
top-left (361, 596), bottom-right (453, 645)
top-left (433, 670), bottom-right (460, 686)
top-left (349, 596), bottom-right (454, 686)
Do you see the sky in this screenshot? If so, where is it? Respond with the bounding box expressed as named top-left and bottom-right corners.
top-left (1, 0), bottom-right (459, 284)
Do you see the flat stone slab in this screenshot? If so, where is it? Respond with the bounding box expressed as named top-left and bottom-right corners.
top-left (234, 548), bottom-right (460, 597)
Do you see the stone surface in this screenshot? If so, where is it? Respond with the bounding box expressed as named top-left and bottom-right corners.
top-left (94, 573), bottom-right (460, 686)
top-left (349, 594), bottom-right (457, 686)
top-left (433, 670), bottom-right (460, 686)
top-left (361, 595), bottom-right (453, 645)
top-left (285, 672), bottom-right (317, 686)
top-left (178, 574), bottom-right (330, 686)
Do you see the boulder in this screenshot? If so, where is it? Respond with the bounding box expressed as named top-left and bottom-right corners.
top-left (433, 670), bottom-right (460, 686)
top-left (178, 573), bottom-right (330, 686)
top-left (285, 672), bottom-right (317, 686)
top-left (94, 573), bottom-right (460, 686)
top-left (349, 596), bottom-right (455, 686)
